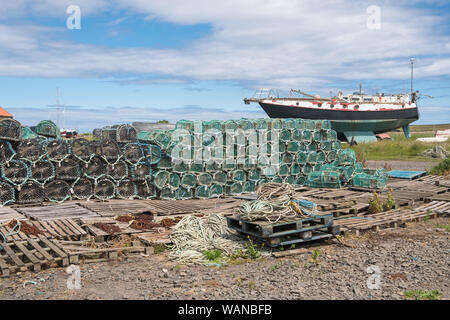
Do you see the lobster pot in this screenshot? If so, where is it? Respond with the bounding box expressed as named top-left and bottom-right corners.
top-left (71, 138), bottom-right (94, 162)
top-left (72, 178), bottom-right (94, 200)
top-left (181, 173), bottom-right (197, 190)
top-left (332, 140), bottom-right (341, 150)
top-left (116, 124), bottom-right (137, 143)
top-left (197, 172), bottom-right (213, 186)
top-left (0, 118), bottom-right (23, 142)
top-left (101, 127), bottom-right (117, 141)
top-left (243, 180), bottom-right (256, 193)
top-left (55, 158), bottom-right (80, 181)
top-left (254, 119), bottom-right (268, 130)
top-left (337, 149), bottom-right (356, 166)
top-left (44, 180), bottom-right (71, 202)
top-left (190, 162), bottom-right (204, 173)
top-left (205, 161), bottom-right (221, 172)
top-left (290, 163), bottom-right (301, 175)
top-left (195, 185), bottom-right (210, 199)
top-left (339, 166), bottom-right (355, 184)
top-left (314, 163), bottom-right (323, 172)
top-left (329, 130), bottom-right (338, 140)
top-left (258, 178), bottom-right (270, 186)
top-left (204, 120), bottom-right (222, 131)
top-left (100, 139), bottom-right (121, 164)
top-left (210, 184), bottom-right (224, 198)
top-left (212, 171), bottom-right (227, 185)
top-left (261, 165), bottom-right (277, 177)
top-left (304, 120), bottom-right (316, 130)
top-left (295, 175), bottom-right (306, 186)
top-left (320, 141), bottom-right (333, 152)
top-left (16, 138), bottom-right (46, 163)
top-left (44, 139), bottom-right (70, 163)
top-left (30, 159), bottom-right (55, 184)
top-left (291, 129), bottom-right (302, 141)
top-left (326, 150), bottom-right (338, 162)
top-left (222, 161), bottom-right (235, 172)
top-left (175, 186), bottom-right (193, 200)
top-left (302, 163), bottom-right (314, 175)
top-left (296, 152), bottom-right (307, 165)
top-left (284, 118), bottom-right (296, 130)
top-left (307, 170), bottom-right (341, 189)
top-left (94, 178), bottom-right (116, 200)
top-left (223, 120), bottom-right (238, 131)
top-left (230, 169), bottom-right (246, 182)
top-left (0, 140), bottom-right (16, 164)
top-left (22, 126), bottom-right (38, 140)
top-left (237, 119), bottom-right (254, 131)
top-left (351, 173), bottom-right (387, 189)
top-left (16, 180), bottom-right (44, 204)
top-left (106, 160), bottom-right (128, 180)
top-left (153, 170), bottom-right (169, 190)
top-left (286, 141), bottom-right (299, 153)
top-left (131, 162), bottom-right (152, 181)
top-left (153, 132), bottom-right (171, 150)
top-left (298, 141), bottom-right (309, 152)
top-left (92, 128), bottom-right (102, 138)
top-left (306, 151), bottom-right (317, 164)
top-left (122, 143), bottom-right (145, 164)
top-left (175, 120), bottom-right (195, 131)
top-left (270, 119), bottom-right (284, 130)
top-left (135, 180), bottom-right (156, 199)
top-left (247, 169), bottom-right (261, 182)
top-left (281, 152), bottom-right (294, 164)
top-left (302, 130), bottom-right (312, 142)
top-left (36, 120), bottom-right (59, 138)
top-left (157, 153), bottom-right (172, 169)
top-left (0, 181), bottom-right (15, 206)
top-left (82, 156), bottom-right (106, 180)
top-left (140, 143), bottom-right (161, 165)
top-left (227, 182), bottom-right (243, 196)
top-left (173, 161), bottom-right (189, 173)
top-left (116, 179), bottom-right (137, 199)
top-left (284, 175), bottom-right (296, 185)
top-left (316, 151), bottom-right (326, 163)
top-left (1, 160), bottom-right (29, 186)
top-left (271, 176), bottom-right (283, 183)
top-left (279, 130), bottom-right (291, 144)
top-left (278, 164), bottom-right (289, 176)
top-left (160, 187), bottom-right (176, 200)
top-left (308, 141), bottom-right (320, 152)
top-left (168, 172), bottom-right (181, 190)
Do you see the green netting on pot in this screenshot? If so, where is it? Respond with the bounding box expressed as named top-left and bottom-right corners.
top-left (0, 118), bottom-right (22, 142)
top-left (271, 119), bottom-right (284, 130)
top-left (172, 160), bottom-right (189, 173)
top-left (316, 151), bottom-right (326, 163)
top-left (339, 166), bottom-right (355, 184)
top-left (257, 154), bottom-right (270, 167)
top-left (175, 120), bottom-right (195, 131)
top-left (157, 153), bottom-right (172, 169)
top-left (245, 144), bottom-right (258, 158)
top-left (175, 186), bottom-right (193, 200)
top-left (243, 158), bottom-right (258, 170)
top-left (307, 170), bottom-right (341, 188)
top-left (100, 139), bottom-right (121, 164)
top-left (313, 130), bottom-right (330, 142)
top-left (36, 120), bottom-right (59, 138)
top-left (81, 156), bottom-right (105, 180)
top-left (231, 169), bottom-right (246, 182)
top-left (331, 140), bottom-right (341, 150)
top-left (44, 180), bottom-right (71, 203)
top-left (197, 172), bottom-right (213, 186)
top-left (1, 160), bottom-right (30, 187)
top-left (258, 178), bottom-right (270, 186)
top-left (116, 124), bottom-right (137, 143)
top-left (337, 149), bottom-right (356, 166)
top-left (247, 169), bottom-right (261, 181)
top-left (284, 175), bottom-right (296, 185)
top-left (203, 120), bottom-right (222, 131)
top-left (71, 178), bottom-right (94, 200)
top-left (281, 152), bottom-right (294, 164)
top-left (71, 138), bottom-right (95, 163)
top-left (153, 170), bottom-right (169, 190)
top-left (314, 163), bottom-right (323, 172)
top-left (167, 172), bottom-right (180, 190)
top-left (122, 143), bottom-right (145, 164)
top-left (266, 142), bottom-right (285, 154)
top-left (16, 180), bottom-right (44, 204)
top-left (302, 163), bottom-right (314, 175)
top-left (326, 150), bottom-right (338, 162)
top-left (16, 138), bottom-right (46, 163)
top-left (22, 127), bottom-right (37, 140)
top-left (243, 180), bottom-right (256, 193)
top-left (205, 161), bottom-right (221, 172)
top-left (322, 120), bottom-right (332, 130)
top-left (0, 181), bottom-right (15, 206)
top-left (295, 175), bottom-right (306, 186)
top-left (195, 185), bottom-right (210, 199)
top-left (180, 173), bottom-right (197, 189)
top-left (279, 129), bottom-right (291, 143)
top-left (30, 159), bottom-right (55, 184)
top-left (255, 119), bottom-right (269, 130)
top-left (261, 165), bottom-right (277, 177)
top-left (291, 129), bottom-right (303, 141)
top-left (137, 131), bottom-right (153, 142)
top-left (213, 171), bottom-right (227, 185)
top-left (106, 160), bottom-right (128, 180)
top-left (329, 130), bottom-right (338, 140)
top-left (116, 179), bottom-right (137, 199)
top-left (320, 141), bottom-right (332, 152)
top-left (131, 162), bottom-right (152, 181)
top-left (284, 118), bottom-right (296, 129)
top-left (43, 138), bottom-right (70, 164)
top-left (0, 140), bottom-right (15, 164)
top-left (153, 132), bottom-right (172, 150)
top-left (296, 152), bottom-right (307, 164)
top-left (227, 182), bottom-right (243, 195)
top-left (270, 176), bottom-right (283, 183)
top-left (224, 120), bottom-right (238, 131)
top-left (295, 119), bottom-right (305, 129)
top-left (286, 141), bottom-right (299, 153)
top-left (94, 178), bottom-right (116, 200)
top-left (298, 141), bottom-right (309, 152)
top-left (302, 130), bottom-right (312, 142)
top-left (304, 120), bottom-right (316, 130)
top-left (237, 119), bottom-right (254, 130)
top-left (278, 164), bottom-right (289, 176)
top-left (351, 173), bottom-right (387, 189)
top-left (308, 141), bottom-right (319, 152)
top-left (210, 184), bottom-right (224, 198)
top-left (139, 143), bottom-right (161, 165)
top-left (135, 180), bottom-right (156, 199)
top-left (354, 162), bottom-right (364, 173)
top-left (306, 151), bottom-right (317, 164)
top-left (290, 163), bottom-right (301, 175)
top-left (190, 162), bottom-right (204, 173)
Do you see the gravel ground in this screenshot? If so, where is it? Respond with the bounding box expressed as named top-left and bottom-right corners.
top-left (366, 160), bottom-right (440, 171)
top-left (0, 217), bottom-right (448, 300)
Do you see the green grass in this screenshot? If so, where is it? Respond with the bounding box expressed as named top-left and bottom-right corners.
top-left (203, 249), bottom-right (223, 262)
top-left (404, 289), bottom-right (441, 300)
top-left (429, 158), bottom-right (450, 175)
top-left (435, 223), bottom-right (450, 232)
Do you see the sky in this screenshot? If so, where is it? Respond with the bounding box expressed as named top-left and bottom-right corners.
top-left (1, 0), bottom-right (450, 132)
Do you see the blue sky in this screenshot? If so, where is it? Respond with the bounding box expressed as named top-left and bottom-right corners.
top-left (1, 0), bottom-right (449, 132)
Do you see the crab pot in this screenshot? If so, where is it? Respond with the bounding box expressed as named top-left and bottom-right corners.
top-left (173, 161), bottom-right (189, 173)
top-left (94, 178), bottom-right (116, 200)
top-left (140, 143), bottom-right (161, 165)
top-left (71, 138), bottom-right (95, 162)
top-left (0, 118), bottom-right (23, 142)
top-left (30, 159), bottom-right (55, 184)
top-left (82, 156), bottom-right (106, 180)
top-left (175, 186), bottom-right (193, 200)
top-left (197, 172), bottom-right (213, 186)
top-left (227, 182), bottom-right (243, 196)
top-left (157, 153), bottom-right (172, 169)
top-left (36, 120), bottom-right (59, 138)
top-left (101, 127), bottom-right (117, 141)
top-left (0, 140), bottom-right (16, 164)
top-left (16, 180), bottom-right (44, 204)
top-left (131, 162), bottom-right (152, 181)
top-left (100, 139), bottom-right (122, 163)
top-left (116, 124), bottom-right (137, 143)
top-left (168, 172), bottom-right (181, 189)
top-left (195, 185), bottom-right (210, 199)
top-left (44, 180), bottom-right (71, 202)
top-left (213, 171), bottom-right (228, 185)
top-left (243, 180), bottom-right (256, 193)
top-left (135, 180), bottom-right (156, 199)
top-left (122, 143), bottom-right (144, 164)
top-left (16, 138), bottom-right (46, 162)
top-left (72, 178), bottom-right (94, 200)
top-left (0, 181), bottom-right (15, 206)
top-left (55, 158), bottom-right (80, 181)
top-left (106, 160), bottom-right (128, 180)
top-left (44, 139), bottom-right (70, 162)
top-left (159, 187), bottom-right (176, 200)
top-left (1, 160), bottom-right (30, 185)
top-left (153, 170), bottom-right (169, 190)
top-left (116, 179), bottom-right (137, 199)
top-left (210, 184), bottom-right (224, 198)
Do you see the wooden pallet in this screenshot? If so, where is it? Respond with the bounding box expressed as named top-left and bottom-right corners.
top-left (424, 192), bottom-right (450, 203)
top-left (77, 200), bottom-right (153, 217)
top-left (79, 217), bottom-right (144, 242)
top-left (142, 199), bottom-right (211, 216)
top-left (0, 236), bottom-right (69, 277)
top-left (414, 201), bottom-right (450, 215)
top-left (417, 175), bottom-right (450, 187)
top-left (17, 203), bottom-right (99, 221)
top-left (135, 231), bottom-right (172, 245)
top-left (0, 207), bottom-right (26, 223)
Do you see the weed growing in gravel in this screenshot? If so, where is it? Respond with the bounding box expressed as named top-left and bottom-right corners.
top-left (203, 249), bottom-right (223, 262)
top-left (404, 289), bottom-right (441, 300)
top-left (425, 210), bottom-right (431, 222)
top-left (383, 188), bottom-right (395, 211)
top-left (429, 158), bottom-right (450, 176)
top-left (248, 280), bottom-right (256, 289)
top-left (271, 264), bottom-right (279, 271)
top-left (312, 248), bottom-right (321, 262)
top-left (153, 244), bottom-right (168, 254)
top-left (435, 223), bottom-right (450, 231)
top-left (368, 192), bottom-right (384, 214)
top-left (245, 239), bottom-right (262, 259)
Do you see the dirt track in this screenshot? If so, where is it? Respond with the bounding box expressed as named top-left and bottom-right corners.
top-left (366, 160), bottom-right (440, 171)
top-left (0, 217), bottom-right (448, 300)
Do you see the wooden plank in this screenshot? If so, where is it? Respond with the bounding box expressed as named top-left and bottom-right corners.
top-left (27, 239), bottom-right (53, 261)
top-left (54, 220), bottom-right (76, 237)
top-left (2, 243), bottom-right (24, 267)
top-left (38, 236), bottom-right (68, 259)
top-left (13, 241), bottom-right (40, 271)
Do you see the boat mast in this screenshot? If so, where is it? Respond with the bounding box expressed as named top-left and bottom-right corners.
top-left (410, 58), bottom-right (414, 97)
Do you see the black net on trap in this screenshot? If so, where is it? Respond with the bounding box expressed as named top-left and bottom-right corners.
top-left (100, 139), bottom-right (121, 163)
top-left (30, 159), bottom-right (55, 184)
top-left (135, 179), bottom-right (156, 199)
top-left (72, 178), bottom-right (94, 200)
top-left (116, 124), bottom-right (137, 143)
top-left (82, 156), bottom-right (106, 179)
top-left (106, 160), bottom-right (128, 180)
top-left (55, 158), bottom-right (80, 181)
top-left (94, 178), bottom-right (116, 200)
top-left (71, 138), bottom-right (95, 162)
top-left (0, 140), bottom-right (16, 164)
top-left (44, 180), bottom-right (71, 202)
top-left (122, 143), bottom-right (145, 164)
top-left (92, 128), bottom-right (102, 138)
top-left (0, 181), bottom-right (15, 206)
top-left (16, 180), bottom-right (44, 204)
top-left (116, 179), bottom-right (137, 199)
top-left (44, 138), bottom-right (70, 163)
top-left (0, 118), bottom-right (22, 142)
top-left (16, 138), bottom-right (46, 162)
top-left (101, 127), bottom-right (117, 141)
top-left (1, 159), bottom-right (29, 186)
top-left (130, 162), bottom-right (152, 181)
